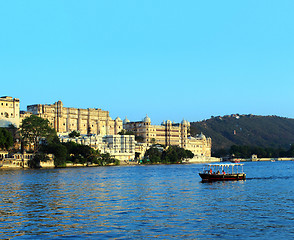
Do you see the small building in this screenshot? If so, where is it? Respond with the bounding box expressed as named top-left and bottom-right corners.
top-left (0, 96), bottom-right (20, 128)
top-left (0, 151), bottom-right (9, 159)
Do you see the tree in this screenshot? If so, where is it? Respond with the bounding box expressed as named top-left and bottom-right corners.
top-left (0, 128), bottom-right (14, 150)
top-left (118, 129), bottom-right (135, 135)
top-left (144, 146), bottom-right (162, 163)
top-left (43, 143), bottom-right (68, 167)
top-left (28, 152), bottom-right (50, 168)
top-left (135, 135), bottom-right (144, 143)
top-left (69, 130), bottom-right (80, 138)
top-left (20, 115), bottom-right (56, 153)
top-left (144, 145), bottom-right (194, 164)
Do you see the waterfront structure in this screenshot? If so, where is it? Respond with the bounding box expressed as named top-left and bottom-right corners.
top-left (59, 134), bottom-right (136, 162)
top-left (135, 143), bottom-right (149, 159)
top-left (0, 152), bottom-right (54, 168)
top-left (123, 116), bottom-right (211, 157)
top-left (26, 100), bottom-right (123, 136)
top-left (0, 96), bottom-right (20, 128)
top-left (186, 134), bottom-right (212, 157)
top-left (0, 151), bottom-right (8, 160)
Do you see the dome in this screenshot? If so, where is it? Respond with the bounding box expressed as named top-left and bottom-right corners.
top-left (199, 132), bottom-right (206, 139)
top-left (166, 120), bottom-right (172, 124)
top-left (115, 117), bottom-right (121, 122)
top-left (123, 117), bottom-right (130, 124)
top-left (181, 119), bottom-right (187, 125)
top-left (143, 114), bottom-right (151, 123)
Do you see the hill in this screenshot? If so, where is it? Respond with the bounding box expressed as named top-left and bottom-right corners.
top-left (190, 114), bottom-right (294, 152)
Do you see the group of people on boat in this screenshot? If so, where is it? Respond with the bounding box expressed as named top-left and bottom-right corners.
top-left (209, 169), bottom-right (225, 175)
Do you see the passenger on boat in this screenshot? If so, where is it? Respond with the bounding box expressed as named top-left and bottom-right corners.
top-left (209, 169), bottom-right (212, 174)
top-left (217, 170), bottom-right (220, 174)
top-left (222, 170), bottom-right (225, 174)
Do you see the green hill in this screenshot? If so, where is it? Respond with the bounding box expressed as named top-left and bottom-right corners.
top-left (190, 114), bottom-right (294, 152)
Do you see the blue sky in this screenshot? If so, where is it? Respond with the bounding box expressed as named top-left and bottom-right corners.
top-left (1, 0), bottom-right (294, 124)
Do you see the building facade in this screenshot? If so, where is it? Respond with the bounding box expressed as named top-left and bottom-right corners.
top-left (186, 134), bottom-right (212, 157)
top-left (123, 116), bottom-right (211, 157)
top-left (26, 100), bottom-right (123, 135)
top-left (123, 115), bottom-right (189, 147)
top-left (0, 152), bottom-right (54, 168)
top-left (59, 134), bottom-right (136, 162)
top-left (0, 96), bottom-right (20, 128)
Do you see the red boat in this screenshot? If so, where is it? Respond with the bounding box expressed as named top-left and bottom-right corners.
top-left (231, 159), bottom-right (240, 163)
top-left (199, 163), bottom-right (246, 181)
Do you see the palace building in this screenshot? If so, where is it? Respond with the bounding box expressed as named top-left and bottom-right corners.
top-left (0, 96), bottom-right (20, 128)
top-left (123, 115), bottom-right (211, 157)
top-left (26, 100), bottom-right (123, 136)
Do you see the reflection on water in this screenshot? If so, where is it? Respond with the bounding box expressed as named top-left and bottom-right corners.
top-left (0, 162), bottom-right (294, 239)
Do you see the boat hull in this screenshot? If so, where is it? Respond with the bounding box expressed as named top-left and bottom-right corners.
top-left (199, 173), bottom-right (246, 181)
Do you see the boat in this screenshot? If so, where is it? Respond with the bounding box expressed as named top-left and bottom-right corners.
top-left (199, 163), bottom-right (246, 181)
top-left (231, 159), bottom-right (240, 163)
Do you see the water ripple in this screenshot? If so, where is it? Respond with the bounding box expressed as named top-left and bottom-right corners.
top-left (0, 162), bottom-right (294, 239)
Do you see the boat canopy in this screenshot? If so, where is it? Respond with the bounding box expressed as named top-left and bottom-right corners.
top-left (202, 163), bottom-right (244, 174)
top-left (204, 163), bottom-right (244, 167)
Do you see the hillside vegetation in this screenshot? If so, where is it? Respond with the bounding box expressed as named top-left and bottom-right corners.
top-left (190, 114), bottom-right (294, 153)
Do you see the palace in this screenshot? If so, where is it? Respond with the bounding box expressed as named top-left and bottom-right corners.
top-left (123, 115), bottom-right (211, 157)
top-left (1, 96), bottom-right (213, 163)
top-left (26, 100), bottom-right (123, 136)
top-left (0, 96), bottom-right (20, 128)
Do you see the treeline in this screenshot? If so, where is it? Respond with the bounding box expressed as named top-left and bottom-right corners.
top-left (37, 137), bottom-right (118, 167)
top-left (142, 145), bottom-right (194, 164)
top-left (214, 144), bottom-right (294, 158)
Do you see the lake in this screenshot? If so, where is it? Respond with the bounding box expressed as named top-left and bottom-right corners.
top-left (0, 161), bottom-right (294, 239)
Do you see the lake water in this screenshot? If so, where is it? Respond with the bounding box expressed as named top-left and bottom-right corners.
top-left (0, 161), bottom-right (294, 239)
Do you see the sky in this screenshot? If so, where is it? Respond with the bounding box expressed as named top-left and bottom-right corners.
top-left (1, 0), bottom-right (294, 124)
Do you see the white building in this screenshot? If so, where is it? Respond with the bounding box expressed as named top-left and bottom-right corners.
top-left (0, 96), bottom-right (20, 128)
top-left (59, 134), bottom-right (136, 162)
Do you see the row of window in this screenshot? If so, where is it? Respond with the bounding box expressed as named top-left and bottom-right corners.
top-left (0, 102), bottom-right (18, 107)
top-left (0, 112), bottom-right (17, 117)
